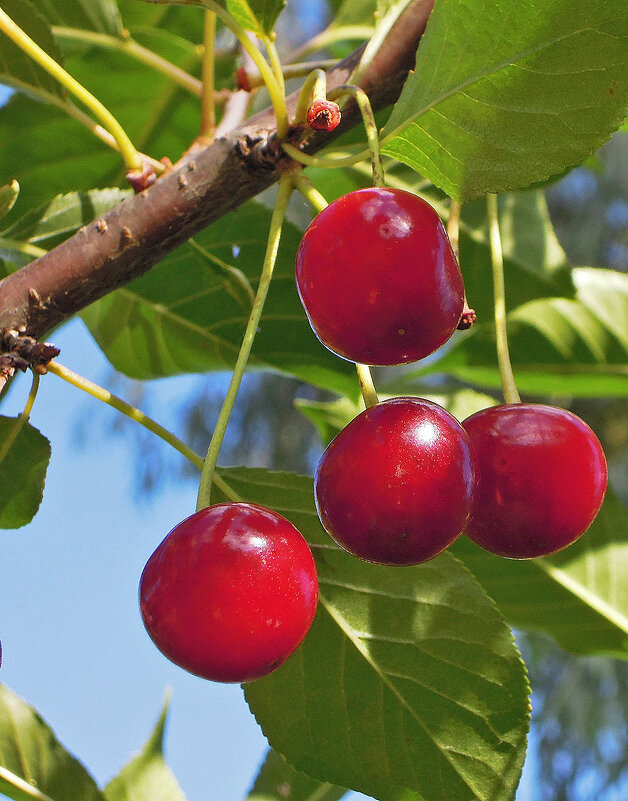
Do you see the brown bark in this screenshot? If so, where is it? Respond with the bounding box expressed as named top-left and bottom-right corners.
top-left (0, 0), bottom-right (434, 349)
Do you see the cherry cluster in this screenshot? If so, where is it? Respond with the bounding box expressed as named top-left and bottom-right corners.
top-left (139, 187), bottom-right (607, 685)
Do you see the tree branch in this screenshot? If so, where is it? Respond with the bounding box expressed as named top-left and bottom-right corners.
top-left (0, 0), bottom-right (434, 347)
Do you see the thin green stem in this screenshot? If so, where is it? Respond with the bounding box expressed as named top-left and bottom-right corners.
top-left (282, 142), bottom-right (371, 168)
top-left (47, 361), bottom-right (204, 470)
top-left (294, 68), bottom-right (327, 125)
top-left (51, 26), bottom-right (203, 96)
top-left (243, 59), bottom-right (337, 88)
top-left (2, 76), bottom-right (163, 171)
top-left (262, 34), bottom-right (285, 97)
top-left (289, 25), bottom-right (374, 61)
top-left (447, 199), bottom-right (461, 261)
top-left (196, 172), bottom-right (294, 510)
top-left (200, 11), bottom-right (217, 138)
top-left (487, 193), bottom-right (520, 404)
top-left (356, 363), bottom-right (379, 408)
top-left (292, 171), bottom-right (328, 214)
top-left (329, 84), bottom-right (384, 186)
top-left (0, 371), bottom-right (40, 466)
top-left (0, 8), bottom-right (143, 170)
top-left (199, 0), bottom-right (289, 137)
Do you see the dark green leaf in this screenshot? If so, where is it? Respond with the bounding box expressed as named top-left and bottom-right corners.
top-left (80, 200), bottom-right (358, 398)
top-left (104, 696), bottom-right (186, 801)
top-left (452, 488), bottom-right (628, 659)
top-left (1, 187), bottom-right (130, 244)
top-left (210, 468), bottom-right (530, 801)
top-left (0, 683), bottom-right (104, 801)
top-left (0, 416), bottom-right (50, 529)
top-left (0, 0), bottom-right (67, 100)
top-left (247, 749), bottom-right (347, 801)
top-left (382, 0), bottom-right (628, 200)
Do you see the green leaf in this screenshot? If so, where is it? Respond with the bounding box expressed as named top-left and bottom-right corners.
top-left (382, 0), bottom-right (628, 200)
top-left (0, 683), bottom-right (104, 801)
top-left (104, 696), bottom-right (186, 801)
top-left (226, 0), bottom-right (286, 36)
top-left (422, 268), bottom-right (628, 398)
top-left (0, 0), bottom-right (67, 100)
top-left (1, 187), bottom-right (130, 245)
top-left (0, 416), bottom-right (50, 529)
top-left (80, 200), bottom-right (358, 398)
top-left (210, 468), bottom-right (530, 801)
top-left (0, 181), bottom-right (19, 220)
top-left (247, 749), bottom-right (347, 801)
top-left (31, 0), bottom-right (123, 37)
top-left (452, 488), bottom-right (628, 659)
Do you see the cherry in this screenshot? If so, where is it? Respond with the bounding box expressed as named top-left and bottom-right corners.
top-left (462, 404), bottom-right (607, 559)
top-left (315, 397), bottom-right (475, 565)
top-left (295, 187), bottom-right (465, 365)
top-left (139, 502), bottom-right (318, 683)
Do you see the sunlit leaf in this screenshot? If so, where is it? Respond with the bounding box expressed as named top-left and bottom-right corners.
top-left (104, 696), bottom-right (187, 801)
top-left (383, 0), bottom-right (628, 199)
top-left (0, 684), bottom-right (104, 801)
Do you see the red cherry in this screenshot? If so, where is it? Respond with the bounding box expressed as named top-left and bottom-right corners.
top-left (315, 397), bottom-right (475, 565)
top-left (139, 502), bottom-right (318, 683)
top-left (463, 404), bottom-right (608, 559)
top-left (295, 188), bottom-right (465, 365)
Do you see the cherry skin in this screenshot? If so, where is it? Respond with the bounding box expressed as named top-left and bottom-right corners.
top-left (139, 502), bottom-right (318, 683)
top-left (315, 397), bottom-right (475, 565)
top-left (462, 404), bottom-right (608, 559)
top-left (295, 187), bottom-right (465, 365)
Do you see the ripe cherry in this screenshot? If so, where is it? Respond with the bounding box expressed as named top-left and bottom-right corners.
top-left (462, 404), bottom-right (607, 559)
top-left (315, 397), bottom-right (475, 565)
top-left (139, 502), bottom-right (318, 683)
top-left (295, 187), bottom-right (465, 365)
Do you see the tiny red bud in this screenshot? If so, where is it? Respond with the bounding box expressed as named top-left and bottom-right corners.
top-left (307, 99), bottom-right (341, 132)
top-left (126, 163), bottom-right (157, 193)
top-left (235, 67), bottom-right (252, 92)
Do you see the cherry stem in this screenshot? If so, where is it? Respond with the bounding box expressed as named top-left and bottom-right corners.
top-left (51, 27), bottom-right (204, 97)
top-left (328, 85), bottom-right (384, 186)
top-left (487, 193), bottom-right (521, 404)
top-left (199, 0), bottom-right (288, 137)
top-left (294, 68), bottom-right (328, 124)
top-left (289, 25), bottom-right (374, 60)
top-left (0, 8), bottom-right (143, 171)
top-left (447, 199), bottom-right (461, 260)
top-left (0, 371), bottom-right (40, 466)
top-left (196, 172), bottom-right (295, 511)
top-left (242, 59), bottom-right (337, 89)
top-left (292, 171), bottom-right (328, 214)
top-left (282, 143), bottom-right (371, 169)
top-left (199, 10), bottom-right (217, 139)
top-left (46, 360), bottom-right (241, 502)
top-left (356, 363), bottom-right (379, 408)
